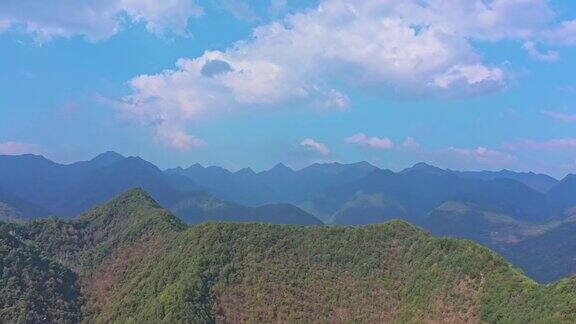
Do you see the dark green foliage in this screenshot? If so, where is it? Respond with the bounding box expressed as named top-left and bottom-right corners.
top-left (94, 219), bottom-right (576, 323)
top-left (3, 189), bottom-right (576, 323)
top-left (0, 224), bottom-right (83, 323)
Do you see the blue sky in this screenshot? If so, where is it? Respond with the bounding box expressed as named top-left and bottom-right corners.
top-left (1, 0), bottom-right (575, 177)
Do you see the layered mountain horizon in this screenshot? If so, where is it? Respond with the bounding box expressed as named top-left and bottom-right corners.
top-left (3, 151), bottom-right (576, 283)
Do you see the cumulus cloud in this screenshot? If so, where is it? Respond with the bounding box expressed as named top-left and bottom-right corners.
top-left (345, 133), bottom-right (394, 150)
top-left (446, 146), bottom-right (516, 165)
top-left (220, 0), bottom-right (259, 22)
top-left (115, 0), bottom-right (576, 149)
top-left (506, 138), bottom-right (576, 151)
top-left (544, 20), bottom-right (576, 45)
top-left (0, 141), bottom-right (41, 155)
top-left (121, 0), bottom-right (203, 36)
top-left (542, 110), bottom-right (576, 122)
top-left (300, 138), bottom-right (330, 156)
top-left (522, 41), bottom-right (559, 61)
top-left (155, 128), bottom-right (207, 151)
top-left (0, 0), bottom-right (203, 42)
top-left (433, 64), bottom-right (504, 91)
top-left (402, 137), bottom-right (421, 150)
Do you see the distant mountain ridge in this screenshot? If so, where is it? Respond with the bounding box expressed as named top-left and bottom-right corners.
top-left (306, 165), bottom-right (557, 225)
top-left (453, 168), bottom-right (559, 193)
top-left (166, 161), bottom-right (378, 206)
top-left (0, 153), bottom-right (321, 226)
top-left (0, 184), bottom-right (50, 221)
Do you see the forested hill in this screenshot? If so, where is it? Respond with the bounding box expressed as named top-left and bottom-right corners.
top-left (1, 189), bottom-right (576, 323)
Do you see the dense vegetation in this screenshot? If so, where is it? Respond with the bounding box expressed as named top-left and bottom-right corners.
top-left (1, 188), bottom-right (576, 323)
top-left (0, 224), bottom-right (82, 323)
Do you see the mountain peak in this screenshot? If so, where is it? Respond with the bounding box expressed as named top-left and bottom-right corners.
top-left (235, 167), bottom-right (256, 176)
top-left (105, 156), bottom-right (162, 175)
top-left (80, 188), bottom-right (184, 231)
top-left (270, 162), bottom-right (293, 173)
top-left (350, 161), bottom-right (378, 171)
top-left (402, 162), bottom-right (445, 175)
top-left (91, 151), bottom-right (125, 164)
top-left (122, 187), bottom-right (156, 202)
top-left (187, 163), bottom-right (204, 170)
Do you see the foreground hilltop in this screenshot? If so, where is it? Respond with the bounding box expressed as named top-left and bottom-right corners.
top-left (1, 189), bottom-right (576, 323)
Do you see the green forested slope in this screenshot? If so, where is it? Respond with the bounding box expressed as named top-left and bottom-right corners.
top-left (0, 225), bottom-right (83, 323)
top-left (1, 189), bottom-right (576, 323)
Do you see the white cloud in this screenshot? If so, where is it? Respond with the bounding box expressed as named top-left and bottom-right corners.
top-left (447, 146), bottom-right (516, 165)
top-left (115, 0), bottom-right (576, 149)
top-left (542, 110), bottom-right (576, 122)
top-left (269, 0), bottom-right (289, 17)
top-left (345, 133), bottom-right (394, 150)
top-left (220, 0), bottom-right (259, 22)
top-left (506, 138), bottom-right (576, 151)
top-left (155, 128), bottom-right (207, 151)
top-left (0, 141), bottom-right (41, 155)
top-left (0, 0), bottom-right (202, 42)
top-left (121, 0), bottom-right (203, 37)
top-left (522, 41), bottom-right (559, 61)
top-left (433, 64), bottom-right (504, 90)
top-left (402, 137), bottom-right (421, 150)
top-left (300, 138), bottom-right (330, 156)
top-left (545, 20), bottom-right (576, 45)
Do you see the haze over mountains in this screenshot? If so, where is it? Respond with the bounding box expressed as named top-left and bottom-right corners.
top-left (3, 152), bottom-right (576, 281)
top-left (166, 160), bottom-right (378, 206)
top-left (0, 152), bottom-right (322, 226)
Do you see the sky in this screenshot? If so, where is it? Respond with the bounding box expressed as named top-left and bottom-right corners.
top-left (1, 0), bottom-right (576, 177)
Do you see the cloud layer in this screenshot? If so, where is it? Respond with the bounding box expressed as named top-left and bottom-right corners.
top-left (506, 138), bottom-right (576, 151)
top-left (0, 0), bottom-right (203, 42)
top-left (345, 133), bottom-right (394, 150)
top-left (542, 110), bottom-right (576, 122)
top-left (522, 41), bottom-right (559, 61)
top-left (300, 138), bottom-right (330, 156)
top-left (446, 146), bottom-right (516, 165)
top-left (5, 1), bottom-right (573, 151)
top-left (0, 141), bottom-right (40, 155)
top-left (116, 0), bottom-right (576, 150)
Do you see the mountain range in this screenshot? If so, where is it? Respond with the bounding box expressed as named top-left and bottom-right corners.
top-left (0, 152), bottom-right (321, 226)
top-left (3, 152), bottom-right (576, 282)
top-left (166, 160), bottom-right (378, 206)
top-left (2, 189), bottom-right (576, 323)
